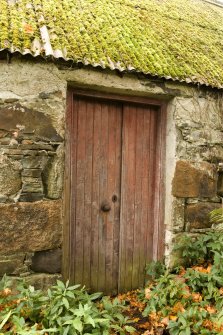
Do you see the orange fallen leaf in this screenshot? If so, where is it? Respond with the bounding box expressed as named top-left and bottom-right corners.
top-left (169, 315), bottom-right (178, 321)
top-left (139, 322), bottom-right (151, 329)
top-left (202, 319), bottom-right (213, 330)
top-left (179, 267), bottom-right (186, 276)
top-left (145, 287), bottom-right (151, 299)
top-left (161, 316), bottom-right (169, 326)
top-left (1, 288), bottom-right (12, 297)
top-left (192, 265), bottom-right (212, 274)
top-left (172, 302), bottom-right (185, 313)
top-left (205, 305), bottom-right (216, 314)
top-left (191, 292), bottom-right (202, 302)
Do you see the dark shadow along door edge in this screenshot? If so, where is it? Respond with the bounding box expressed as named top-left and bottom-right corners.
top-left (62, 88), bottom-right (167, 286)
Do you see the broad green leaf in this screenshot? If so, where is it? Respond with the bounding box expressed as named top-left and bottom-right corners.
top-left (63, 297), bottom-right (70, 309)
top-left (72, 318), bottom-right (83, 332)
top-left (57, 280), bottom-right (65, 289)
top-left (85, 315), bottom-right (95, 327)
top-left (89, 292), bottom-right (102, 300)
top-left (67, 284), bottom-right (81, 290)
top-left (124, 325), bottom-right (136, 333)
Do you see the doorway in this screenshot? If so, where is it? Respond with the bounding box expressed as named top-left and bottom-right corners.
top-left (64, 90), bottom-right (166, 294)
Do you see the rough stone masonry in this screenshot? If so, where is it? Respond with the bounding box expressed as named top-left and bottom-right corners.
top-left (0, 56), bottom-right (223, 288)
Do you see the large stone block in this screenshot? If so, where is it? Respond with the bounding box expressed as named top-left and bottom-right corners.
top-left (172, 161), bottom-right (200, 197)
top-left (197, 162), bottom-right (217, 198)
top-left (43, 144), bottom-right (64, 199)
top-left (0, 104), bottom-right (62, 142)
top-left (22, 169), bottom-right (42, 178)
top-left (199, 173), bottom-right (216, 198)
top-left (185, 202), bottom-right (221, 231)
top-left (22, 156), bottom-right (48, 169)
top-left (0, 200), bottom-right (62, 254)
top-left (22, 177), bottom-right (43, 193)
top-left (0, 260), bottom-right (16, 276)
top-left (0, 254), bottom-right (25, 276)
top-left (10, 274), bottom-right (62, 291)
top-left (19, 193), bottom-right (44, 202)
top-left (31, 248), bottom-right (62, 274)
top-left (172, 160), bottom-right (217, 198)
top-left (26, 274), bottom-right (62, 290)
top-left (0, 155), bottom-right (22, 196)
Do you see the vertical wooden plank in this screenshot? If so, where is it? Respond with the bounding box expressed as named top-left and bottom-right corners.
top-left (125, 106), bottom-right (136, 291)
top-left (118, 106), bottom-right (127, 292)
top-left (97, 102), bottom-right (108, 291)
top-left (138, 107), bottom-right (151, 286)
top-left (112, 104), bottom-right (122, 295)
top-left (62, 90), bottom-right (73, 281)
top-left (90, 102), bottom-right (101, 291)
top-left (82, 101), bottom-right (93, 288)
top-left (104, 104), bottom-right (116, 294)
top-left (131, 106), bottom-right (144, 288)
top-left (69, 96), bottom-right (78, 283)
top-left (74, 99), bottom-right (86, 284)
top-left (119, 105), bottom-right (137, 292)
top-left (104, 103), bottom-right (122, 294)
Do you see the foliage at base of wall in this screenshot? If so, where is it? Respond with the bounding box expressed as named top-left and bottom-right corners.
top-left (140, 231), bottom-right (223, 335)
top-left (0, 277), bottom-right (135, 335)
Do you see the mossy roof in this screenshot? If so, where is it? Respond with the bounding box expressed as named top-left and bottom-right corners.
top-left (0, 0), bottom-right (223, 88)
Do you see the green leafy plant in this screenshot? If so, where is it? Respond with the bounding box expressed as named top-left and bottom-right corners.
top-left (167, 305), bottom-right (210, 335)
top-left (173, 232), bottom-right (223, 267)
top-left (142, 271), bottom-right (189, 316)
top-left (0, 277), bottom-right (135, 335)
top-left (145, 260), bottom-right (166, 281)
top-left (141, 231), bottom-right (223, 335)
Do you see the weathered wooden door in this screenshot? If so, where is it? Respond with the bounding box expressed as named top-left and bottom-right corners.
top-left (64, 92), bottom-right (165, 294)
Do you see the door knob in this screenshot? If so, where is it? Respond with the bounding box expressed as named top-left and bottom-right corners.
top-left (101, 201), bottom-right (111, 212)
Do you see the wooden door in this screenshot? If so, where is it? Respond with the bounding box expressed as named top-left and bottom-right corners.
top-left (64, 92), bottom-right (165, 294)
top-left (119, 104), bottom-right (159, 292)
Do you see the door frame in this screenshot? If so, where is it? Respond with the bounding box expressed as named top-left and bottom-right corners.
top-left (63, 88), bottom-right (167, 284)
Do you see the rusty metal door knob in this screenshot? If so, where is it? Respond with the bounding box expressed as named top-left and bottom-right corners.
top-left (101, 201), bottom-right (111, 212)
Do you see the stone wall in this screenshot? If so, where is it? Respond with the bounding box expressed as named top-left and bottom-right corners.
top-left (0, 58), bottom-right (65, 288)
top-left (0, 56), bottom-right (223, 286)
top-left (166, 91), bottom-right (223, 266)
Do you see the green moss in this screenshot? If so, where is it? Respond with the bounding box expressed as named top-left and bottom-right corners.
top-left (0, 0), bottom-right (223, 87)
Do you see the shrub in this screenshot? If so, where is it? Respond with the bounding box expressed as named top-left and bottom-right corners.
top-left (0, 277), bottom-right (135, 335)
top-left (173, 232), bottom-right (223, 267)
top-left (141, 232), bottom-right (223, 335)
